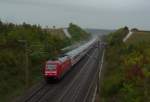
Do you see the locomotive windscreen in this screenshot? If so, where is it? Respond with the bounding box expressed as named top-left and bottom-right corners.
top-left (47, 64), bottom-right (56, 70)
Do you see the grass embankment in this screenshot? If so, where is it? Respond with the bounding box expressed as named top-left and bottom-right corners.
top-left (100, 28), bottom-right (150, 102)
top-left (0, 21), bottom-right (90, 102)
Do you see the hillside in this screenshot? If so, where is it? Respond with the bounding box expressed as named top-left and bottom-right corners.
top-left (126, 31), bottom-right (150, 44)
top-left (100, 28), bottom-right (150, 102)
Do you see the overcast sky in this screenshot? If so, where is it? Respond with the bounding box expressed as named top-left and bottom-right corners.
top-left (0, 0), bottom-right (150, 30)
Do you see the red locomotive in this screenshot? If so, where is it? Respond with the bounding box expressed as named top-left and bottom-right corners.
top-left (43, 38), bottom-right (97, 82)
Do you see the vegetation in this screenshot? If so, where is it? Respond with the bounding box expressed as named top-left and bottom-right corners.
top-left (100, 27), bottom-right (150, 102)
top-left (68, 23), bottom-right (91, 42)
top-left (0, 20), bottom-right (90, 102)
top-left (126, 31), bottom-right (150, 44)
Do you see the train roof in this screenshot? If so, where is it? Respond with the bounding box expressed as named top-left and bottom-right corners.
top-left (46, 37), bottom-right (98, 63)
top-left (66, 38), bottom-right (97, 57)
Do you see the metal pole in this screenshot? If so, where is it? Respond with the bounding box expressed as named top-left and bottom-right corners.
top-left (18, 40), bottom-right (29, 88)
top-left (97, 38), bottom-right (101, 94)
top-left (24, 42), bottom-right (29, 88)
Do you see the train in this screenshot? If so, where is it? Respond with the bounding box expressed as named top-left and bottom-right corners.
top-left (43, 38), bottom-right (98, 82)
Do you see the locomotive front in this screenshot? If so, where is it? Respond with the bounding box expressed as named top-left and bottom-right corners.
top-left (44, 61), bottom-right (61, 80)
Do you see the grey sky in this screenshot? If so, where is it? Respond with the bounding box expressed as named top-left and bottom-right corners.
top-left (0, 0), bottom-right (150, 30)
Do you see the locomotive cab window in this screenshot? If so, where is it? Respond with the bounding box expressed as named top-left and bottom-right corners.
top-left (47, 64), bottom-right (56, 70)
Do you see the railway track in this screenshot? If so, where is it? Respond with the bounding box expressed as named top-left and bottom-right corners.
top-left (18, 43), bottom-right (102, 102)
top-left (24, 84), bottom-right (47, 102)
top-left (57, 48), bottom-right (98, 102)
